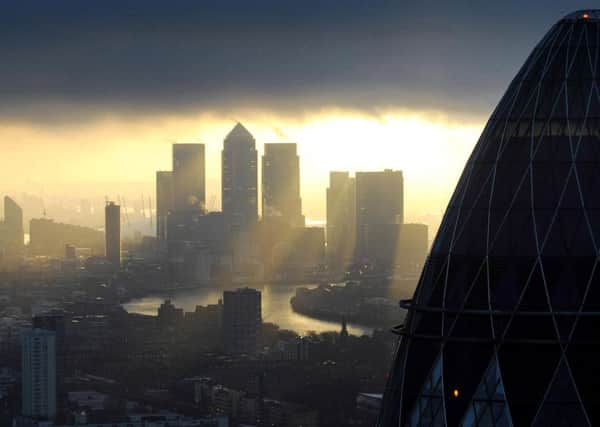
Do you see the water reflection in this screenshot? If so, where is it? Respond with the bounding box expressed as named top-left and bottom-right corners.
top-left (123, 283), bottom-right (374, 336)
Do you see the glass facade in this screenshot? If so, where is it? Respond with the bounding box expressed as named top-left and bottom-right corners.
top-left (380, 11), bottom-right (600, 426)
top-left (222, 123), bottom-right (258, 227)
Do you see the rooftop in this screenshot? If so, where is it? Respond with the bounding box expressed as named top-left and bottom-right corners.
top-left (563, 10), bottom-right (600, 21)
top-left (225, 122), bottom-right (254, 142)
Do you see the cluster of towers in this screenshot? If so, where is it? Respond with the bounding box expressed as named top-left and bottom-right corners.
top-left (153, 122), bottom-right (430, 283)
top-left (326, 170), bottom-right (428, 275)
top-left (155, 123), bottom-right (310, 283)
top-left (156, 123), bottom-right (304, 241)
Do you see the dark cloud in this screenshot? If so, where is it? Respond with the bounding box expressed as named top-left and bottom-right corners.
top-left (0, 0), bottom-right (593, 121)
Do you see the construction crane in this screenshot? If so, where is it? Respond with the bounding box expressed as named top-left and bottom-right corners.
top-left (140, 194), bottom-right (146, 219)
top-left (118, 195), bottom-right (131, 227)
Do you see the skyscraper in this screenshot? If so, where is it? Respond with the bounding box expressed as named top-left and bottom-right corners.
top-left (21, 329), bottom-right (56, 420)
top-left (355, 170), bottom-right (403, 263)
top-left (173, 143), bottom-right (205, 213)
top-left (223, 288), bottom-right (262, 354)
top-left (380, 10), bottom-right (600, 426)
top-left (395, 223), bottom-right (429, 274)
top-left (2, 196), bottom-right (24, 254)
top-left (33, 311), bottom-right (66, 398)
top-left (326, 172), bottom-right (356, 272)
top-left (156, 170), bottom-right (174, 242)
top-left (104, 201), bottom-right (120, 269)
top-left (262, 143), bottom-right (304, 227)
top-left (222, 123), bottom-right (258, 228)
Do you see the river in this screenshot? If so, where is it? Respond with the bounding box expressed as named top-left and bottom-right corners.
top-left (122, 283), bottom-right (374, 336)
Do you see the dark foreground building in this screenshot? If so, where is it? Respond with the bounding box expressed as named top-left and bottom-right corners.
top-left (380, 10), bottom-right (600, 426)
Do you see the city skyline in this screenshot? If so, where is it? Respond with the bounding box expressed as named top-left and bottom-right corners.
top-left (0, 115), bottom-right (478, 228)
top-left (4, 3), bottom-right (600, 427)
top-left (1, 2), bottom-right (593, 227)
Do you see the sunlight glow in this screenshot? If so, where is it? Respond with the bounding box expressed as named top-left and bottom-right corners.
top-left (0, 109), bottom-right (483, 228)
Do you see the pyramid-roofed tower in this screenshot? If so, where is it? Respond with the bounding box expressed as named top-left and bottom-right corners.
top-left (225, 122), bottom-right (255, 144)
top-left (380, 10), bottom-right (600, 426)
top-left (222, 122), bottom-right (258, 226)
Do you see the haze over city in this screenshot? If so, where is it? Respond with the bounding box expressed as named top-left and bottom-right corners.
top-left (2, 2), bottom-right (600, 427)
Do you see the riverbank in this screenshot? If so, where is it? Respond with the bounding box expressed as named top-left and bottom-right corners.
top-left (289, 281), bottom-right (412, 330)
top-left (122, 282), bottom-right (375, 336)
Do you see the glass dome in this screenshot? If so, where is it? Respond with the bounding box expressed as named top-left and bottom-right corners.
top-left (380, 10), bottom-right (600, 426)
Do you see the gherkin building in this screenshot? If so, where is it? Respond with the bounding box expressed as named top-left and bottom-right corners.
top-left (380, 10), bottom-right (600, 427)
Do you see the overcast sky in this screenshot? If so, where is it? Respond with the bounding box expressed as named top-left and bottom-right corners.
top-left (1, 0), bottom-right (595, 123)
top-left (1, 0), bottom-right (598, 228)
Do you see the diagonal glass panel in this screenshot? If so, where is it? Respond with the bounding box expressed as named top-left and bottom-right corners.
top-left (459, 354), bottom-right (513, 427)
top-left (531, 358), bottom-right (590, 426)
top-left (408, 353), bottom-right (446, 427)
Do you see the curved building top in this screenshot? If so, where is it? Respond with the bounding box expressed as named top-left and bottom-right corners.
top-left (380, 9), bottom-right (600, 427)
top-left (563, 10), bottom-right (600, 21)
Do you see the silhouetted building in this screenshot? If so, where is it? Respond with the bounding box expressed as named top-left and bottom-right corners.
top-left (291, 227), bottom-right (325, 272)
top-left (355, 170), bottom-right (403, 263)
top-left (262, 143), bottom-right (304, 227)
top-left (222, 123), bottom-right (258, 228)
top-left (29, 218), bottom-right (104, 257)
top-left (173, 143), bottom-right (205, 213)
top-left (0, 196), bottom-right (24, 268)
top-left (105, 201), bottom-right (121, 269)
top-left (33, 311), bottom-right (66, 398)
top-left (167, 239), bottom-right (211, 285)
top-left (223, 288), bottom-right (261, 354)
top-left (21, 329), bottom-right (56, 420)
top-left (380, 10), bottom-right (600, 426)
top-left (2, 196), bottom-right (23, 253)
top-left (167, 211), bottom-right (226, 283)
top-left (395, 223), bottom-right (428, 274)
top-left (326, 172), bottom-right (356, 272)
top-left (157, 299), bottom-right (184, 325)
top-left (340, 316), bottom-right (349, 343)
top-left (156, 170), bottom-right (174, 242)
top-left (64, 244), bottom-right (76, 260)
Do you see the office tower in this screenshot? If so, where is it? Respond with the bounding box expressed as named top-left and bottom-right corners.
top-left (222, 123), bottom-right (258, 228)
top-left (21, 329), bottom-right (57, 420)
top-left (395, 223), bottom-right (428, 274)
top-left (326, 172), bottom-right (356, 272)
top-left (156, 171), bottom-right (174, 241)
top-left (3, 196), bottom-right (24, 253)
top-left (262, 143), bottom-right (304, 227)
top-left (293, 227), bottom-right (325, 270)
top-left (380, 11), bottom-right (600, 426)
top-left (166, 210), bottom-right (225, 285)
top-left (355, 169), bottom-right (403, 263)
top-left (223, 288), bottom-right (262, 354)
top-left (104, 201), bottom-right (121, 268)
top-left (33, 312), bottom-right (66, 398)
top-left (173, 143), bottom-right (205, 213)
